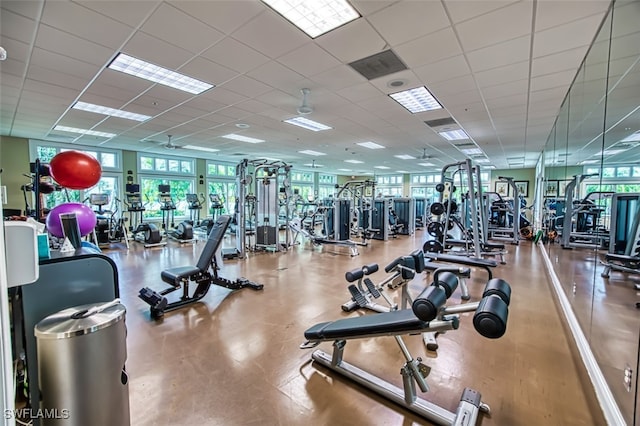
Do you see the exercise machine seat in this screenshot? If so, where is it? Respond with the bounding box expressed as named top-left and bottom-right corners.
top-left (304, 310), bottom-right (428, 341)
top-left (161, 266), bottom-right (202, 285)
top-left (423, 252), bottom-right (497, 268)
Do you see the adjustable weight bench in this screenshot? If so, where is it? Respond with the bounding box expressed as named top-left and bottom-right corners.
top-left (301, 277), bottom-right (512, 425)
top-left (423, 252), bottom-right (497, 280)
top-left (139, 215), bottom-right (263, 319)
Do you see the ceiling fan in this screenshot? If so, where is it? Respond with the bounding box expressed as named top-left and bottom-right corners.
top-left (144, 134), bottom-right (182, 150)
top-left (297, 88), bottom-right (313, 115)
top-left (420, 148), bottom-right (431, 159)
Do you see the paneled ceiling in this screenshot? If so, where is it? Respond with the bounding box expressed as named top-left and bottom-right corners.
top-left (0, 0), bottom-right (613, 174)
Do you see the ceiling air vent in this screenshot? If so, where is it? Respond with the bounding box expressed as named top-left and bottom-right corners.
top-left (349, 50), bottom-right (407, 80)
top-left (424, 117), bottom-right (457, 129)
top-left (453, 142), bottom-right (476, 148)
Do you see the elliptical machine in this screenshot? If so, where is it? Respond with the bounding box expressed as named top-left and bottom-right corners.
top-left (125, 184), bottom-right (165, 248)
top-left (160, 185), bottom-right (194, 243)
top-left (89, 193), bottom-right (129, 249)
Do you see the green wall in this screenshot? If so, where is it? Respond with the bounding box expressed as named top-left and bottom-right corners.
top-left (490, 168), bottom-right (536, 205)
top-left (0, 136), bottom-right (30, 212)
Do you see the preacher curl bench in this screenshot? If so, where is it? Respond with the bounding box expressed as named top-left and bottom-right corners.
top-left (139, 215), bottom-right (263, 319)
top-left (301, 275), bottom-right (511, 425)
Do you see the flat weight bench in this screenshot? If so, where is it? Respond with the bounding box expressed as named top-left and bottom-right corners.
top-left (423, 252), bottom-right (497, 280)
top-left (301, 277), bottom-right (511, 425)
top-left (139, 215), bottom-right (263, 319)
top-left (601, 253), bottom-right (640, 278)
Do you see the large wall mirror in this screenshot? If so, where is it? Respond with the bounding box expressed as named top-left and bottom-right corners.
top-left (540, 0), bottom-right (640, 423)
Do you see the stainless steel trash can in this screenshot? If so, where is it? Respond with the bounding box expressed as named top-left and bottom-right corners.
top-left (35, 300), bottom-right (130, 426)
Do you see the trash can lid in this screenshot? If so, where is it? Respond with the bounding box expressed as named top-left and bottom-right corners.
top-left (35, 302), bottom-right (126, 339)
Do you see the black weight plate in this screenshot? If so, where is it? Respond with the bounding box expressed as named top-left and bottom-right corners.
top-left (435, 183), bottom-right (445, 193)
top-left (427, 221), bottom-right (444, 237)
top-left (430, 202), bottom-right (444, 215)
top-left (423, 240), bottom-right (444, 253)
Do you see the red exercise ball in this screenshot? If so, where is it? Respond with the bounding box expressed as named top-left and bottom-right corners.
top-left (49, 150), bottom-right (102, 190)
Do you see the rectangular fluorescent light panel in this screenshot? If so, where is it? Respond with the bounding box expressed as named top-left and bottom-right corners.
top-left (357, 141), bottom-right (385, 149)
top-left (304, 163), bottom-right (323, 167)
top-left (108, 53), bottom-right (213, 95)
top-left (579, 159), bottom-right (600, 165)
top-left (621, 131), bottom-right (640, 142)
top-left (183, 145), bottom-right (220, 153)
top-left (394, 154), bottom-right (416, 160)
top-left (389, 86), bottom-right (442, 113)
top-left (284, 116), bottom-right (332, 132)
top-left (474, 158), bottom-right (490, 163)
top-left (73, 101), bottom-right (151, 122)
top-left (594, 149), bottom-right (627, 156)
top-left (418, 162), bottom-right (434, 166)
top-left (396, 170), bottom-right (409, 173)
top-left (261, 0), bottom-right (360, 38)
top-left (439, 130), bottom-right (469, 140)
top-left (338, 168), bottom-right (352, 171)
top-left (374, 166), bottom-right (390, 169)
top-left (461, 148), bottom-right (483, 155)
top-left (54, 125), bottom-right (116, 138)
top-left (345, 159), bottom-right (364, 164)
top-left (221, 133), bottom-right (265, 143)
top-left (299, 150), bottom-right (326, 156)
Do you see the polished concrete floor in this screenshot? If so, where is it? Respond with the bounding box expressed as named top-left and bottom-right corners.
top-left (546, 242), bottom-right (640, 424)
top-left (102, 230), bottom-right (607, 425)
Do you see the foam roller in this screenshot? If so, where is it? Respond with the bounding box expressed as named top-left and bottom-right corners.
top-left (473, 295), bottom-right (509, 339)
top-left (412, 286), bottom-right (447, 322)
top-left (433, 271), bottom-right (459, 298)
top-left (483, 278), bottom-right (511, 306)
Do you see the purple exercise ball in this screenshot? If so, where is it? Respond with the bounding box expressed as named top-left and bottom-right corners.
top-left (45, 202), bottom-right (97, 238)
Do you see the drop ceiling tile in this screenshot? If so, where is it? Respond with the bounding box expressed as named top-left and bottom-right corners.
top-left (532, 47), bottom-right (590, 78)
top-left (475, 61), bottom-right (529, 88)
top-left (1, 0), bottom-right (43, 19)
top-left (232, 9), bottom-right (308, 59)
top-left (430, 74), bottom-right (477, 98)
top-left (315, 19), bottom-right (386, 63)
top-left (338, 82), bottom-right (385, 103)
top-left (140, 3), bottom-right (224, 54)
top-left (246, 61), bottom-right (305, 92)
top-left (202, 37), bottom-right (270, 74)
top-left (178, 57), bottom-right (237, 86)
top-left (310, 65), bottom-right (365, 91)
top-left (533, 14), bottom-right (604, 58)
top-left (26, 65), bottom-right (89, 92)
top-left (277, 43), bottom-right (341, 77)
top-left (445, 0), bottom-right (519, 25)
top-left (169, 0), bottom-right (265, 35)
top-left (30, 48), bottom-right (101, 80)
top-left (456, 1), bottom-right (533, 52)
top-left (199, 87), bottom-right (250, 108)
top-left (466, 35), bottom-right (530, 72)
top-left (394, 26), bottom-right (461, 69)
top-left (0, 37), bottom-right (31, 64)
top-left (351, 0), bottom-right (399, 16)
top-left (367, 1), bottom-right (449, 46)
top-left (481, 79), bottom-right (529, 100)
top-left (369, 70), bottom-right (423, 94)
top-left (74, 0), bottom-right (158, 28)
top-left (535, 1), bottom-right (610, 32)
top-left (0, 58), bottom-right (27, 78)
top-left (0, 9), bottom-right (37, 42)
top-left (414, 55), bottom-right (471, 85)
top-left (41, 1), bottom-right (133, 49)
top-left (221, 75), bottom-right (273, 99)
top-left (530, 69), bottom-right (576, 92)
top-left (34, 24), bottom-right (113, 66)
top-left (121, 31), bottom-right (196, 70)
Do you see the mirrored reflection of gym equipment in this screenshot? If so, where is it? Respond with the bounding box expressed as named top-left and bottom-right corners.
top-left (335, 179), bottom-right (376, 243)
top-left (558, 174), bottom-right (611, 249)
top-left (601, 193), bottom-right (640, 281)
top-left (124, 183), bottom-right (165, 248)
top-left (235, 159), bottom-right (292, 258)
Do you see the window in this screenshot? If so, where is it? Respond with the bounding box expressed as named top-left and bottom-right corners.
top-left (138, 154), bottom-right (194, 176)
top-left (140, 177), bottom-right (194, 219)
top-left (208, 180), bottom-right (236, 216)
top-left (318, 174), bottom-right (337, 201)
top-left (29, 141), bottom-right (123, 211)
top-left (377, 174), bottom-right (404, 196)
top-left (206, 161), bottom-right (236, 177)
top-left (31, 141), bottom-right (121, 171)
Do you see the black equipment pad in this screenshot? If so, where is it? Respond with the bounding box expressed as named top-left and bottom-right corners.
top-left (161, 266), bottom-right (202, 285)
top-left (424, 252), bottom-right (497, 268)
top-left (304, 310), bottom-right (427, 341)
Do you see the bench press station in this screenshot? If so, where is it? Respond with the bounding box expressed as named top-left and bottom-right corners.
top-left (139, 215), bottom-right (263, 319)
top-left (301, 274), bottom-right (511, 425)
